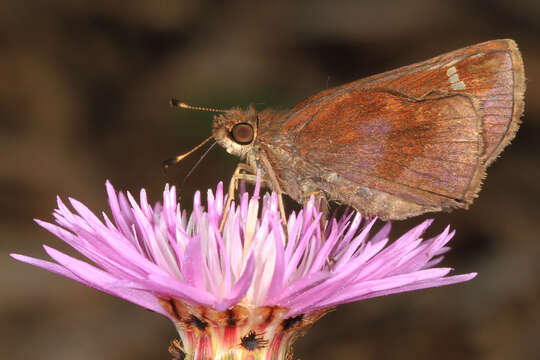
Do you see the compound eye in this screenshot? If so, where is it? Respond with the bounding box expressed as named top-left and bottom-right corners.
top-left (230, 123), bottom-right (254, 145)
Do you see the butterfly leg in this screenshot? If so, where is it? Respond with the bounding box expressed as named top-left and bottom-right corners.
top-left (303, 190), bottom-right (330, 218)
top-left (257, 152), bottom-right (288, 228)
top-left (303, 190), bottom-right (329, 243)
top-left (220, 163), bottom-right (256, 231)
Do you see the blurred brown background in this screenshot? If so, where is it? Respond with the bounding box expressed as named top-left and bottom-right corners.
top-left (1, 1), bottom-right (539, 359)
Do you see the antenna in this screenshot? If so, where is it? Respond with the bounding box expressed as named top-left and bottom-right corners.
top-left (169, 98), bottom-right (227, 113)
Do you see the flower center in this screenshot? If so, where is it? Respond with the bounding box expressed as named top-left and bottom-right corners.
top-left (160, 299), bottom-right (331, 360)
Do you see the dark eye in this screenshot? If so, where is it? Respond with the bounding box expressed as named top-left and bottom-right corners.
top-left (230, 123), bottom-right (254, 145)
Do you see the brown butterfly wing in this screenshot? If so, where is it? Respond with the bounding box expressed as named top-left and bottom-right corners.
top-left (292, 89), bottom-right (483, 216)
top-left (279, 39), bottom-right (524, 219)
top-left (288, 39), bottom-right (524, 166)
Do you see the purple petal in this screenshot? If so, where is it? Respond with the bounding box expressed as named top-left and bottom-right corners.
top-left (14, 180), bottom-right (476, 320)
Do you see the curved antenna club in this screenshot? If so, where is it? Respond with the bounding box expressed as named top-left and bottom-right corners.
top-left (162, 135), bottom-right (214, 169)
top-left (170, 98), bottom-right (227, 113)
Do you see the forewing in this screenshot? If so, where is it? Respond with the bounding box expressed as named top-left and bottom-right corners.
top-left (286, 39), bottom-right (524, 167)
top-left (293, 89), bottom-right (483, 207)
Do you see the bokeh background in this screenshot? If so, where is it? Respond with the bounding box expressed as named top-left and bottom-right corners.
top-left (2, 1), bottom-right (539, 359)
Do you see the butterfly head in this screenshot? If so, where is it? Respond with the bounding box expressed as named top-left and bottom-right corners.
top-left (212, 105), bottom-right (258, 159)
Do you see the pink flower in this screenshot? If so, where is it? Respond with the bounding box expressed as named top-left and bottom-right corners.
top-left (11, 181), bottom-right (476, 359)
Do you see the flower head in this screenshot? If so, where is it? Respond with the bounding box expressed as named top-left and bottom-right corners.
top-left (12, 181), bottom-right (476, 359)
